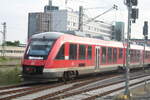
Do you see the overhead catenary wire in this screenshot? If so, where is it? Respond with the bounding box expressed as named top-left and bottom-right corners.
top-left (84, 4), bottom-right (118, 25)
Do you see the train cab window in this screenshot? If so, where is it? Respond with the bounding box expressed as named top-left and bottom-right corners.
top-left (79, 45), bottom-right (86, 59)
top-left (69, 44), bottom-right (77, 60)
top-left (102, 47), bottom-right (106, 64)
top-left (113, 48), bottom-right (117, 63)
top-left (108, 47), bottom-right (112, 63)
top-left (88, 46), bottom-right (92, 59)
top-left (119, 48), bottom-right (123, 59)
top-left (55, 45), bottom-right (64, 59)
top-left (26, 39), bottom-right (54, 59)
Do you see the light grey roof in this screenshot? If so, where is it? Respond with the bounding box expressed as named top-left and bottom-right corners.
top-left (31, 32), bottom-right (64, 40)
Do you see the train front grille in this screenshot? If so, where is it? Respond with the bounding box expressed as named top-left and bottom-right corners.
top-left (23, 65), bottom-right (44, 75)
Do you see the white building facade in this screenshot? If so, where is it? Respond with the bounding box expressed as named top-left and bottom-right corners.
top-left (28, 1), bottom-right (113, 39)
top-left (51, 10), bottom-right (113, 37)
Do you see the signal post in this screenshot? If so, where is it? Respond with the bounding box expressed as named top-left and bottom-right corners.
top-left (124, 0), bottom-right (138, 99)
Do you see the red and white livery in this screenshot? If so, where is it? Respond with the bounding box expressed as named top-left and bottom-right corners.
top-left (22, 32), bottom-right (150, 80)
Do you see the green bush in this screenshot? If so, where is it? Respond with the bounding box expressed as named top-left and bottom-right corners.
top-left (0, 67), bottom-right (22, 86)
top-left (0, 57), bottom-right (7, 62)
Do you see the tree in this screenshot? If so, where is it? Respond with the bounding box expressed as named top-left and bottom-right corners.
top-left (4, 40), bottom-right (20, 46)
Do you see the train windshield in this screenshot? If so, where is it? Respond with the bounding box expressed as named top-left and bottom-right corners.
top-left (26, 39), bottom-right (54, 58)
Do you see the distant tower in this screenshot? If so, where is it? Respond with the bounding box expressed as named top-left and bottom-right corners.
top-left (49, 0), bottom-right (52, 6)
top-left (78, 6), bottom-right (84, 32)
top-left (44, 0), bottom-right (59, 12)
top-left (112, 22), bottom-right (125, 41)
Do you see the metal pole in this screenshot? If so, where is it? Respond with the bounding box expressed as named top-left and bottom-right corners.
top-left (1, 22), bottom-right (6, 57)
top-left (143, 21), bottom-right (148, 90)
top-left (78, 6), bottom-right (83, 32)
top-left (47, 20), bottom-right (50, 32)
top-left (143, 38), bottom-right (146, 67)
top-left (124, 1), bottom-right (131, 96)
top-left (143, 36), bottom-right (147, 90)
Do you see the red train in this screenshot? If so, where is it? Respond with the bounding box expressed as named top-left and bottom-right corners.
top-left (22, 32), bottom-right (150, 80)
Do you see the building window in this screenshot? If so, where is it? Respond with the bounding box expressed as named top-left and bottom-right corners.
top-left (73, 22), bottom-right (76, 27)
top-left (88, 26), bottom-right (91, 30)
top-left (88, 46), bottom-right (92, 59)
top-left (69, 44), bottom-right (77, 60)
top-left (67, 21), bottom-right (70, 26)
top-left (79, 45), bottom-right (86, 59)
top-left (56, 45), bottom-right (64, 59)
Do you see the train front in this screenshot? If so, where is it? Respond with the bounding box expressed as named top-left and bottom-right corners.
top-left (22, 32), bottom-right (61, 80)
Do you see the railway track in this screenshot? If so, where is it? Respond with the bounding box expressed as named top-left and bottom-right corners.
top-left (34, 72), bottom-right (148, 100)
top-left (0, 72), bottom-right (119, 100)
top-left (0, 70), bottom-right (149, 100)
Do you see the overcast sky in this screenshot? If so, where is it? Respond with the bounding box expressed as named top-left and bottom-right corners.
top-left (0, 0), bottom-right (150, 43)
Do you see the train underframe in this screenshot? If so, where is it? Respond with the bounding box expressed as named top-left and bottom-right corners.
top-left (22, 62), bottom-right (149, 81)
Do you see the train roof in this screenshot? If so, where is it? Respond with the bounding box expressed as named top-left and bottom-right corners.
top-left (31, 32), bottom-right (150, 51)
top-left (31, 32), bottom-right (64, 40)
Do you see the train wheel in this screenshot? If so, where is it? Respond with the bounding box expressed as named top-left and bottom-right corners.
top-left (59, 71), bottom-right (69, 82)
top-left (62, 71), bottom-right (78, 82)
top-left (64, 71), bottom-right (70, 81)
top-left (117, 66), bottom-right (125, 73)
top-left (75, 70), bottom-right (79, 78)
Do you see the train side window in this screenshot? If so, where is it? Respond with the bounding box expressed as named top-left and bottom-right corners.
top-left (134, 50), bottom-right (137, 62)
top-left (102, 47), bottom-right (106, 64)
top-left (55, 45), bottom-right (64, 59)
top-left (130, 50), bottom-right (134, 62)
top-left (136, 50), bottom-right (140, 61)
top-left (146, 51), bottom-right (148, 59)
top-left (119, 48), bottom-right (123, 59)
top-left (79, 45), bottom-right (86, 59)
top-left (113, 48), bottom-right (117, 63)
top-left (148, 51), bottom-right (150, 58)
top-left (108, 47), bottom-right (112, 63)
top-left (88, 46), bottom-right (92, 59)
top-left (69, 44), bottom-right (77, 60)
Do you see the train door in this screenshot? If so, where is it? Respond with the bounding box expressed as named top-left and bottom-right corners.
top-left (95, 46), bottom-right (100, 70)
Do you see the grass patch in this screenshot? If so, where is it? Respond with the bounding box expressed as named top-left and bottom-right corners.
top-left (0, 57), bottom-right (7, 62)
top-left (0, 67), bottom-right (22, 86)
top-left (0, 57), bottom-right (20, 62)
top-left (0, 57), bottom-right (21, 66)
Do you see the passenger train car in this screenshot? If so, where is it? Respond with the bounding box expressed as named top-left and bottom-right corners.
top-left (22, 32), bottom-right (150, 80)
